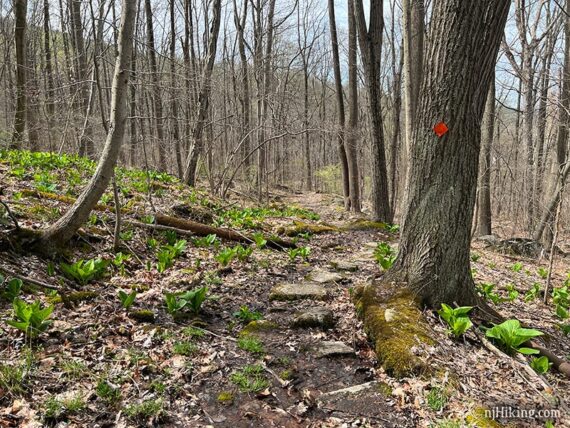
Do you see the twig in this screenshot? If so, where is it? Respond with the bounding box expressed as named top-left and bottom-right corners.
top-left (112, 175), bottom-right (122, 252)
top-left (544, 198), bottom-right (562, 303)
top-left (260, 362), bottom-right (289, 388)
top-left (0, 265), bottom-right (60, 291)
top-left (0, 199), bottom-right (20, 230)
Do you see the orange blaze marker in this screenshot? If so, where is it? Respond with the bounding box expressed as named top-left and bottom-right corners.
top-left (433, 121), bottom-right (449, 137)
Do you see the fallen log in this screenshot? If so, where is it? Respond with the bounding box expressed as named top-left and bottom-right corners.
top-left (154, 214), bottom-right (296, 250)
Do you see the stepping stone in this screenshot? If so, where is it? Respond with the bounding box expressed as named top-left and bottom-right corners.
top-left (329, 260), bottom-right (358, 272)
top-left (306, 268), bottom-right (343, 284)
top-left (291, 308), bottom-right (335, 329)
top-left (269, 282), bottom-right (327, 301)
top-left (315, 341), bottom-right (354, 358)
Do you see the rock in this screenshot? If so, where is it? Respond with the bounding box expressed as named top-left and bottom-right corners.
top-left (329, 260), bottom-right (358, 272)
top-left (269, 282), bottom-right (327, 301)
top-left (306, 268), bottom-right (343, 284)
top-left (314, 341), bottom-right (354, 358)
top-left (291, 308), bottom-right (335, 329)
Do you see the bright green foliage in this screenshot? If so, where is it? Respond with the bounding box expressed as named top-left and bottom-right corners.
top-left (164, 286), bottom-right (208, 316)
top-left (537, 267), bottom-right (549, 279)
top-left (511, 262), bottom-right (523, 273)
top-left (96, 379), bottom-right (121, 404)
top-left (0, 349), bottom-right (34, 396)
top-left (234, 245), bottom-right (253, 262)
top-left (555, 305), bottom-right (568, 320)
top-left (426, 387), bottom-right (448, 411)
top-left (524, 283), bottom-right (541, 302)
top-left (476, 282), bottom-right (503, 305)
top-left (118, 290), bottom-right (137, 310)
top-left (437, 304), bottom-right (473, 338)
top-left (251, 232), bottom-right (267, 249)
top-left (124, 399), bottom-right (163, 420)
top-left (193, 234), bottom-right (219, 248)
top-left (113, 252), bottom-right (131, 276)
top-left (43, 394), bottom-right (86, 420)
top-left (287, 246), bottom-right (311, 262)
top-left (156, 239), bottom-right (186, 273)
top-left (215, 247), bottom-right (237, 266)
top-left (33, 172), bottom-right (58, 192)
top-left (146, 237), bottom-right (159, 250)
top-left (230, 364), bottom-right (269, 392)
top-left (553, 286), bottom-right (569, 320)
top-left (237, 335), bottom-right (264, 354)
top-left (163, 230), bottom-right (178, 245)
top-left (119, 229), bottom-right (134, 241)
top-left (141, 215), bottom-right (155, 224)
top-left (505, 284), bottom-right (519, 302)
top-left (1, 277), bottom-right (22, 302)
top-left (530, 356), bottom-right (551, 374)
top-left (233, 306), bottom-right (263, 323)
top-left (384, 223), bottom-right (400, 233)
top-left (485, 319), bottom-right (543, 355)
top-left (60, 258), bottom-right (109, 285)
top-left (215, 205), bottom-right (319, 229)
top-left (7, 299), bottom-right (54, 338)
top-left (374, 243), bottom-right (396, 270)
top-left (558, 324), bottom-right (570, 335)
top-left (181, 326), bottom-right (206, 338)
top-left (173, 341), bottom-right (198, 356)
top-left (470, 253), bottom-right (481, 262)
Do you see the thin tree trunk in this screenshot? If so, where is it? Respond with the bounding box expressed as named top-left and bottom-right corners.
top-left (11, 0), bottom-right (27, 148)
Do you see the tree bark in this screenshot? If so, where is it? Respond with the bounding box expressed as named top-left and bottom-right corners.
top-left (354, 0), bottom-right (391, 222)
top-left (392, 0), bottom-right (510, 308)
top-left (11, 0), bottom-right (27, 149)
top-left (476, 76), bottom-right (495, 237)
top-left (38, 0), bottom-right (137, 248)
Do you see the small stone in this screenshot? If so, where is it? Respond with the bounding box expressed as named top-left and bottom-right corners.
top-left (306, 268), bottom-right (343, 284)
top-left (269, 282), bottom-right (327, 301)
top-left (329, 260), bottom-right (358, 272)
top-left (291, 308), bottom-right (335, 329)
top-left (315, 341), bottom-right (354, 358)
top-left (384, 308), bottom-right (396, 322)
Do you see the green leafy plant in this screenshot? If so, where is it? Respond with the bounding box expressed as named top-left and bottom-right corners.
top-left (524, 283), bottom-right (541, 302)
top-left (511, 262), bottom-right (523, 273)
top-left (288, 246), bottom-right (311, 262)
top-left (558, 324), bottom-right (570, 335)
top-left (476, 282), bottom-right (503, 305)
top-left (426, 386), bottom-right (448, 412)
top-left (60, 258), bottom-right (109, 285)
top-left (505, 283), bottom-right (519, 302)
top-left (96, 379), bottom-right (121, 404)
top-left (470, 253), bottom-right (481, 262)
top-left (384, 223), bottom-right (400, 233)
top-left (437, 304), bottom-right (473, 338)
top-left (118, 290), bottom-right (137, 311)
top-left (1, 277), bottom-right (22, 302)
top-left (163, 230), bottom-right (178, 245)
top-left (553, 286), bottom-right (569, 319)
top-left (234, 245), bottom-right (254, 262)
top-left (251, 232), bottom-right (267, 249)
top-left (173, 341), bottom-right (198, 356)
top-left (146, 237), bottom-right (159, 250)
top-left (238, 335), bottom-right (264, 354)
top-left (484, 319), bottom-right (543, 355)
top-left (374, 242), bottom-right (396, 270)
top-left (164, 286), bottom-right (208, 317)
top-left (215, 247), bottom-right (237, 267)
top-left (530, 356), bottom-right (551, 374)
top-left (193, 234), bottom-right (219, 248)
top-left (119, 229), bottom-right (134, 241)
top-left (7, 299), bottom-right (54, 338)
top-left (141, 215), bottom-right (155, 224)
top-left (233, 306), bottom-right (263, 323)
top-left (537, 267), bottom-right (549, 279)
top-left (156, 240), bottom-right (186, 273)
top-left (113, 252), bottom-right (131, 276)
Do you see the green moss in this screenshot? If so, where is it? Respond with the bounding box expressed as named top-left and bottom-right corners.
top-left (240, 320), bottom-right (279, 336)
top-left (279, 369), bottom-right (293, 380)
top-left (279, 221), bottom-right (338, 237)
top-left (376, 382), bottom-right (392, 396)
top-left (353, 283), bottom-right (434, 378)
top-left (129, 309), bottom-right (156, 323)
top-left (50, 291), bottom-right (98, 304)
top-left (130, 283), bottom-right (150, 292)
top-left (342, 219), bottom-right (388, 231)
top-left (217, 391), bottom-right (234, 404)
top-left (466, 407), bottom-right (505, 428)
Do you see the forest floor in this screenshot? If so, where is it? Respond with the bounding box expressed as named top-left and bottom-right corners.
top-left (0, 150), bottom-right (570, 428)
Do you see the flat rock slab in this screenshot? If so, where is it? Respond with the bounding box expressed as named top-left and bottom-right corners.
top-left (291, 308), bottom-right (335, 329)
top-left (269, 282), bottom-right (327, 301)
top-left (315, 341), bottom-right (354, 358)
top-left (329, 260), bottom-right (358, 272)
top-left (306, 268), bottom-right (343, 284)
top-left (318, 382), bottom-right (408, 426)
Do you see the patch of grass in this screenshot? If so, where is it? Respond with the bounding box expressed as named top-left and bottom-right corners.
top-left (230, 364), bottom-right (269, 393)
top-left (0, 348), bottom-right (34, 397)
top-left (217, 391), bottom-right (234, 404)
top-left (61, 359), bottom-right (88, 380)
top-left (124, 399), bottom-right (164, 420)
top-left (150, 380), bottom-right (166, 395)
top-left (429, 419), bottom-right (462, 428)
top-left (237, 335), bottom-right (264, 354)
top-left (181, 326), bottom-right (205, 338)
top-left (96, 379), bottom-right (121, 404)
top-left (43, 394), bottom-right (86, 421)
top-left (426, 387), bottom-right (448, 412)
top-left (173, 341), bottom-right (198, 356)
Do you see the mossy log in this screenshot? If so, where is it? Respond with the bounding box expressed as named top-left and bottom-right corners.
top-left (21, 189), bottom-right (114, 212)
top-left (353, 279), bottom-right (434, 378)
top-left (278, 221), bottom-right (339, 237)
top-left (155, 214), bottom-right (296, 250)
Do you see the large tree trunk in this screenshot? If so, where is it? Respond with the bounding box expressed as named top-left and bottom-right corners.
top-left (345, 0), bottom-right (361, 212)
top-left (393, 0), bottom-right (510, 307)
top-left (327, 0), bottom-right (351, 210)
top-left (11, 0), bottom-right (27, 149)
top-left (476, 76), bottom-right (495, 237)
top-left (183, 0), bottom-right (222, 186)
top-left (354, 0), bottom-right (392, 222)
top-left (38, 0), bottom-right (137, 248)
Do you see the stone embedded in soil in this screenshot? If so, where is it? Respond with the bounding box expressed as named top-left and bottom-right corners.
top-left (315, 341), bottom-right (355, 358)
top-left (291, 308), bottom-right (335, 329)
top-left (269, 282), bottom-right (327, 301)
top-left (306, 268), bottom-right (343, 284)
top-left (329, 260), bottom-right (358, 272)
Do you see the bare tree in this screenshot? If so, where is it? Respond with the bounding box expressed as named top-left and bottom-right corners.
top-left (11, 0), bottom-right (27, 149)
